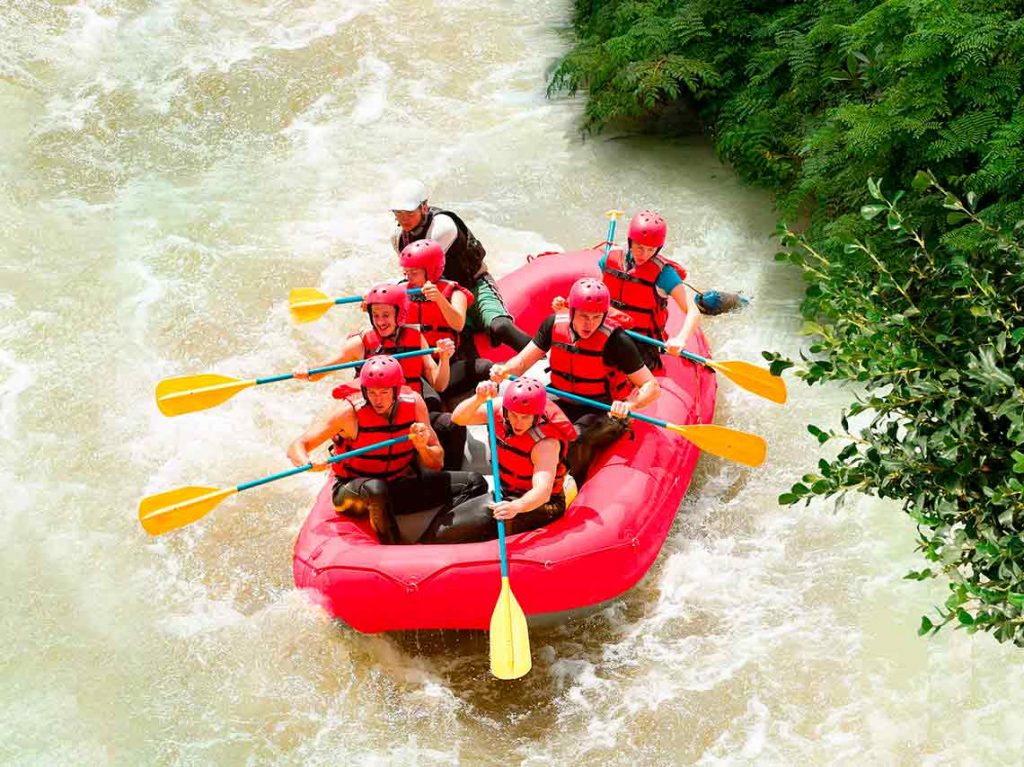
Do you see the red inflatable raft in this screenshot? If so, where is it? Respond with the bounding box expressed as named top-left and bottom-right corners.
top-left (292, 248), bottom-right (717, 631)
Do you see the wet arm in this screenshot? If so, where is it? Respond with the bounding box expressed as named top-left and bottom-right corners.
top-left (667, 283), bottom-right (701, 350)
top-left (287, 401), bottom-right (354, 466)
top-left (413, 398), bottom-right (444, 471)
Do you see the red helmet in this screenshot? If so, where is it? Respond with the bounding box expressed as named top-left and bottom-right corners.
top-left (568, 278), bottom-right (610, 314)
top-left (400, 239), bottom-right (445, 283)
top-left (364, 283), bottom-right (408, 326)
top-left (628, 210), bottom-right (667, 249)
top-left (503, 377), bottom-right (547, 416)
top-left (359, 355), bottom-right (404, 390)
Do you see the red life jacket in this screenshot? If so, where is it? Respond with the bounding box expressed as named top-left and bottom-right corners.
top-left (404, 279), bottom-right (474, 350)
top-left (330, 386), bottom-right (418, 481)
top-left (358, 325), bottom-right (426, 394)
top-left (549, 315), bottom-right (632, 402)
top-left (495, 401), bottom-right (576, 497)
top-left (602, 249), bottom-right (687, 340)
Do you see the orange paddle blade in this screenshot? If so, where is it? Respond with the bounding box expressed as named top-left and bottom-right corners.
top-left (489, 577), bottom-right (532, 679)
top-left (138, 485), bottom-right (237, 536)
top-left (668, 423), bottom-right (767, 467)
top-left (155, 374), bottom-right (256, 416)
top-left (288, 287), bottom-right (335, 324)
top-left (706, 359), bottom-right (788, 404)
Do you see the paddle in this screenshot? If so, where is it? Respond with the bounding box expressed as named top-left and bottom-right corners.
top-left (485, 398), bottom-right (532, 680)
top-left (155, 348), bottom-right (437, 417)
top-left (138, 435), bottom-right (412, 536)
top-left (535, 381), bottom-right (768, 468)
top-left (624, 330), bottom-right (787, 405)
top-left (601, 209), bottom-right (624, 259)
top-left (289, 287), bottom-right (423, 324)
top-left (599, 212), bottom-right (747, 315)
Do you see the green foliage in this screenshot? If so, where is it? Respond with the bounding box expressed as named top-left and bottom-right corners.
top-left (771, 175), bottom-right (1024, 643)
top-left (551, 0), bottom-right (1024, 216)
top-left (552, 0), bottom-right (1024, 645)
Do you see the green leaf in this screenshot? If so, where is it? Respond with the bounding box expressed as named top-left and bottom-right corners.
top-left (778, 493), bottom-right (799, 506)
top-left (837, 443), bottom-right (859, 461)
top-left (861, 204), bottom-right (886, 220)
top-left (918, 615), bottom-right (934, 636)
top-left (911, 171), bottom-right (931, 192)
top-left (807, 424), bottom-right (829, 444)
top-left (769, 359), bottom-right (795, 376)
top-left (904, 569), bottom-right (934, 581)
top-left (1012, 450), bottom-right (1024, 474)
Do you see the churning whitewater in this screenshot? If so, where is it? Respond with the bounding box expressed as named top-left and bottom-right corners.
top-left (2, 1), bottom-right (1023, 764)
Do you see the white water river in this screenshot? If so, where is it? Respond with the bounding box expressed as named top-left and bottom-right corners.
top-left (2, 1), bottom-right (1023, 764)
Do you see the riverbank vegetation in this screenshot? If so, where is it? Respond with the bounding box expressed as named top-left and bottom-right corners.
top-left (550, 0), bottom-right (1024, 644)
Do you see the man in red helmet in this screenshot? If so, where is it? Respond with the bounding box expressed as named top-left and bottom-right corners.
top-left (389, 178), bottom-right (531, 352)
top-left (287, 355), bottom-right (488, 544)
top-left (293, 282), bottom-right (453, 397)
top-left (599, 210), bottom-right (701, 371)
top-left (398, 239), bottom-right (492, 398)
top-left (418, 377), bottom-right (577, 543)
top-left (490, 277), bottom-right (661, 480)
top-left (292, 282), bottom-right (470, 471)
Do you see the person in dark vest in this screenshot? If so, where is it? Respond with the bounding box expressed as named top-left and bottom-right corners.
top-left (389, 178), bottom-right (531, 352)
top-left (599, 210), bottom-right (701, 371)
top-left (490, 278), bottom-right (661, 481)
top-left (286, 355), bottom-right (488, 544)
top-left (419, 377), bottom-right (577, 544)
top-left (399, 238), bottom-right (493, 399)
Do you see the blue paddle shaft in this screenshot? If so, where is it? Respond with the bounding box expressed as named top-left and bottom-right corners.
top-left (333, 287), bottom-right (422, 307)
top-left (603, 216), bottom-right (619, 261)
top-left (534, 379), bottom-right (672, 431)
top-left (254, 347), bottom-right (436, 385)
top-left (624, 329), bottom-right (708, 368)
top-left (235, 435), bottom-right (412, 492)
top-left (485, 399), bottom-right (510, 580)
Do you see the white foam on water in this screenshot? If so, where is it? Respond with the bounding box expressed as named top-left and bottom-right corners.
top-left (62, 1), bottom-right (120, 65)
top-left (6, 0), bottom-right (1024, 764)
top-left (350, 56), bottom-right (393, 126)
top-left (155, 596), bottom-right (247, 639)
top-left (0, 349), bottom-right (34, 442)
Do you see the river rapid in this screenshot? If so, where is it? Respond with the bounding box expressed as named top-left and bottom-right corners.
top-left (2, 1), bottom-right (1023, 765)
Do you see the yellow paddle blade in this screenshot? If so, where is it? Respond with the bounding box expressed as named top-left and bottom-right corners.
top-left (707, 359), bottom-right (788, 404)
top-left (289, 287), bottom-right (335, 324)
top-left (669, 423), bottom-right (768, 468)
top-left (138, 486), bottom-right (237, 536)
top-left (489, 577), bottom-right (532, 680)
top-left (155, 374), bottom-right (256, 416)
top-left (563, 475), bottom-right (579, 507)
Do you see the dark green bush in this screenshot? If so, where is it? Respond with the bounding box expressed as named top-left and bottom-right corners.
top-left (552, 0), bottom-right (1024, 643)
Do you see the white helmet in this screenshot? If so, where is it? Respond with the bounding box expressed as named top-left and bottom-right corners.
top-left (389, 178), bottom-right (428, 211)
